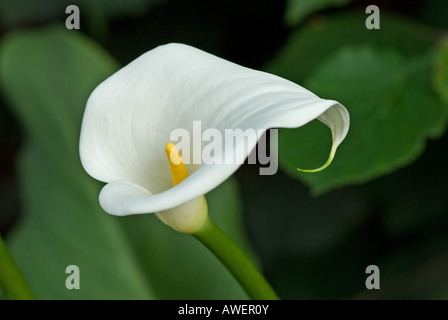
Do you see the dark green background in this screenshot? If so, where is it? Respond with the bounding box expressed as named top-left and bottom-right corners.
top-left (1, 0), bottom-right (448, 299)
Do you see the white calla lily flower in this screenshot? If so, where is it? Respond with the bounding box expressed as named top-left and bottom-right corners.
top-left (79, 43), bottom-right (349, 230)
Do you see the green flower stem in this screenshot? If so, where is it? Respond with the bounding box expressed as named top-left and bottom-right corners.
top-left (0, 234), bottom-right (36, 300)
top-left (193, 217), bottom-right (279, 300)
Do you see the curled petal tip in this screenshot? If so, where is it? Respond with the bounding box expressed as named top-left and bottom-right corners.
top-left (297, 144), bottom-right (336, 173)
top-left (297, 162), bottom-right (330, 173)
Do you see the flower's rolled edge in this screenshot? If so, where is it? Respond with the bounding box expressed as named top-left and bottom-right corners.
top-left (297, 102), bottom-right (350, 172)
top-left (99, 100), bottom-right (349, 216)
top-left (99, 181), bottom-right (153, 215)
top-left (317, 102), bottom-right (350, 150)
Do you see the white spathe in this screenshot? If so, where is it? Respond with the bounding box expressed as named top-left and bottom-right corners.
top-left (79, 43), bottom-right (349, 216)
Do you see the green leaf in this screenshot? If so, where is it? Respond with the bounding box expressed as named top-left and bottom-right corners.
top-left (0, 26), bottom-right (119, 159)
top-left (0, 26), bottom-right (153, 299)
top-left (284, 0), bottom-right (352, 26)
top-left (278, 46), bottom-right (448, 193)
top-left (434, 37), bottom-right (448, 107)
top-left (266, 11), bottom-right (439, 85)
top-left (267, 11), bottom-right (446, 193)
top-left (12, 142), bottom-right (155, 299)
top-left (121, 177), bottom-right (253, 299)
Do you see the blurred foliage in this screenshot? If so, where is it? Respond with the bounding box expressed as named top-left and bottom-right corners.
top-left (0, 0), bottom-right (167, 27)
top-left (0, 0), bottom-right (448, 300)
top-left (267, 11), bottom-right (446, 193)
top-left (266, 12), bottom-right (438, 84)
top-left (284, 0), bottom-right (353, 26)
top-left (434, 37), bottom-right (448, 106)
top-left (0, 0), bottom-right (168, 40)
